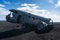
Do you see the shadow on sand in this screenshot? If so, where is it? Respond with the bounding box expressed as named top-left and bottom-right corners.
top-left (0, 25), bottom-right (53, 39)
top-left (0, 28), bottom-right (33, 39)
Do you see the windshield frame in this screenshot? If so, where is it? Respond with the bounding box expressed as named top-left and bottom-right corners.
top-left (10, 11), bottom-right (13, 17)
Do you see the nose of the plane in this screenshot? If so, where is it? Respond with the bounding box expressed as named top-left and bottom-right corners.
top-left (6, 14), bottom-right (19, 23)
top-left (6, 14), bottom-right (14, 22)
top-left (6, 14), bottom-right (11, 22)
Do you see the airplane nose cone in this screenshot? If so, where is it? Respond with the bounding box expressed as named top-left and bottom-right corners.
top-left (6, 15), bottom-right (10, 22)
top-left (6, 14), bottom-right (13, 22)
top-left (6, 14), bottom-right (18, 23)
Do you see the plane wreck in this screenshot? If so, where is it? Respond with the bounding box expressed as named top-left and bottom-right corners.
top-left (6, 9), bottom-right (53, 34)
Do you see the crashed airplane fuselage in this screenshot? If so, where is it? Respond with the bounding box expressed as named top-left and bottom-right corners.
top-left (6, 9), bottom-right (53, 34)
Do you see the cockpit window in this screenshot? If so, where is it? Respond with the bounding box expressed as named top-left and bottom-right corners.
top-left (10, 12), bottom-right (13, 14)
top-left (13, 11), bottom-right (18, 14)
top-left (10, 10), bottom-right (18, 14)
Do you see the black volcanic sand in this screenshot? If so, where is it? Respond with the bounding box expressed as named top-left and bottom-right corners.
top-left (0, 21), bottom-right (60, 40)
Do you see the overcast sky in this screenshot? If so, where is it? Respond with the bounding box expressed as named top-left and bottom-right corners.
top-left (0, 0), bottom-right (60, 22)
